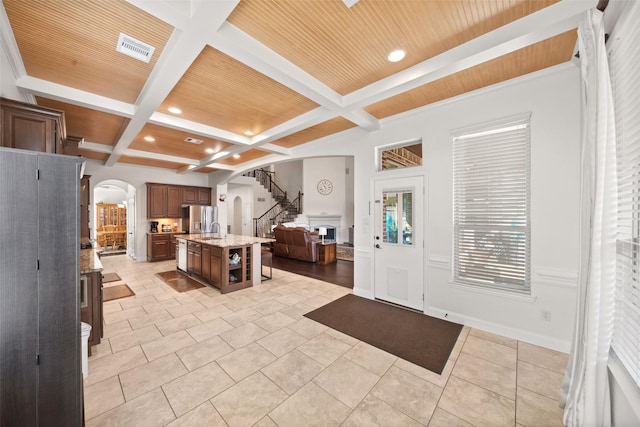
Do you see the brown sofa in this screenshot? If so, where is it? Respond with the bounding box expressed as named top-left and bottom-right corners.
top-left (273, 225), bottom-right (320, 262)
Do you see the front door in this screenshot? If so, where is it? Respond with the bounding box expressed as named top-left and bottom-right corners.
top-left (373, 176), bottom-right (424, 311)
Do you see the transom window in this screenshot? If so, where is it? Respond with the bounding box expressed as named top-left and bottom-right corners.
top-left (379, 140), bottom-right (422, 171)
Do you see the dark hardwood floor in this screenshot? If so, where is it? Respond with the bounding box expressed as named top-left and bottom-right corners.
top-left (270, 255), bottom-right (354, 289)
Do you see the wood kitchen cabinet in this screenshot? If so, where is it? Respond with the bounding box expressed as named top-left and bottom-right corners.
top-left (147, 233), bottom-right (170, 261)
top-left (187, 241), bottom-right (202, 276)
top-left (167, 185), bottom-right (182, 217)
top-left (191, 243), bottom-right (252, 294)
top-left (169, 234), bottom-right (177, 259)
top-left (147, 232), bottom-right (183, 261)
top-left (80, 271), bottom-right (103, 355)
top-left (147, 183), bottom-right (211, 219)
top-left (181, 186), bottom-right (210, 205)
top-left (1, 97), bottom-right (65, 154)
top-left (201, 245), bottom-right (211, 282)
top-left (182, 186), bottom-right (197, 204)
top-left (147, 183), bottom-right (168, 218)
top-left (197, 187), bottom-right (211, 205)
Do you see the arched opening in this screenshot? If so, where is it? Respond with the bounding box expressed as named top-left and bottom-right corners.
top-left (92, 179), bottom-right (136, 258)
top-left (233, 195), bottom-right (243, 235)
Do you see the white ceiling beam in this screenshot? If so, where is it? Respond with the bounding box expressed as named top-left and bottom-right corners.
top-left (252, 107), bottom-right (337, 146)
top-left (344, 0), bottom-right (592, 109)
top-left (0, 1), bottom-right (32, 103)
top-left (256, 143), bottom-right (291, 156)
top-left (105, 0), bottom-right (241, 166)
top-left (210, 23), bottom-right (380, 130)
top-left (15, 76), bottom-right (136, 117)
top-left (79, 141), bottom-right (113, 153)
top-left (148, 112), bottom-right (251, 145)
top-left (124, 148), bottom-right (198, 165)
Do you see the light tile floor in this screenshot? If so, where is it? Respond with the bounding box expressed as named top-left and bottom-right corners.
top-left (85, 255), bottom-right (568, 426)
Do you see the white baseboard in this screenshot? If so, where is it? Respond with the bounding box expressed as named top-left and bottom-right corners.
top-left (427, 306), bottom-right (571, 353)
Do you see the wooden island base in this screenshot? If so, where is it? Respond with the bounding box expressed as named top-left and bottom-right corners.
top-left (179, 234), bottom-right (275, 294)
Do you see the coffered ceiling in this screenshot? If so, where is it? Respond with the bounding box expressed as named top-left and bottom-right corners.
top-left (0, 0), bottom-right (594, 174)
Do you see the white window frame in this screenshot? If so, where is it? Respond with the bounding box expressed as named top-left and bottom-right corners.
top-left (452, 113), bottom-right (531, 294)
top-left (611, 1), bottom-right (640, 390)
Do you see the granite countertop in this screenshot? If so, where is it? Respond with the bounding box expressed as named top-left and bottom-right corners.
top-left (80, 248), bottom-right (103, 274)
top-left (179, 233), bottom-right (275, 248)
top-left (147, 231), bottom-right (186, 235)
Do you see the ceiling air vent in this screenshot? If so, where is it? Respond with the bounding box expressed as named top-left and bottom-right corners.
top-left (116, 33), bottom-right (155, 63)
top-left (184, 137), bottom-right (203, 144)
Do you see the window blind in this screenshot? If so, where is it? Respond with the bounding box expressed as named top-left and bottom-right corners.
top-left (612, 1), bottom-right (640, 387)
top-left (452, 113), bottom-right (531, 293)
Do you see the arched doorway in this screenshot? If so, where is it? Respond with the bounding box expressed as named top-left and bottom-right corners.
top-left (233, 196), bottom-right (243, 235)
top-left (93, 179), bottom-right (136, 258)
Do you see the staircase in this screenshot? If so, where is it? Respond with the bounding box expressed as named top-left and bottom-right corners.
top-left (245, 168), bottom-right (303, 237)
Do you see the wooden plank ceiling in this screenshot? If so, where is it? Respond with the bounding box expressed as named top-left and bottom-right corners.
top-left (2, 0), bottom-right (581, 174)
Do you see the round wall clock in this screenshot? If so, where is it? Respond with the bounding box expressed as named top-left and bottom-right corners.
top-left (317, 179), bottom-right (333, 195)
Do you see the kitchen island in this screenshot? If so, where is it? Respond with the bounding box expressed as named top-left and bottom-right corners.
top-left (177, 234), bottom-right (274, 294)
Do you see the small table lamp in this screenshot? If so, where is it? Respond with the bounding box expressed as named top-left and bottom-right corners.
top-left (318, 227), bottom-right (327, 244)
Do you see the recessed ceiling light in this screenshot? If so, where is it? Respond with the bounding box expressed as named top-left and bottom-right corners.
top-left (387, 49), bottom-right (406, 62)
top-left (144, 136), bottom-right (155, 142)
top-left (205, 148), bottom-right (215, 154)
top-left (244, 130), bottom-right (254, 136)
top-left (168, 107), bottom-right (182, 114)
top-left (233, 154), bottom-right (241, 159)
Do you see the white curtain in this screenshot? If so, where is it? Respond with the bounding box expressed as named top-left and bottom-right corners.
top-left (560, 8), bottom-right (618, 427)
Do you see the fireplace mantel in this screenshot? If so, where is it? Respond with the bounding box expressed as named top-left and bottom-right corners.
top-left (307, 215), bottom-right (341, 221)
top-left (307, 215), bottom-right (342, 242)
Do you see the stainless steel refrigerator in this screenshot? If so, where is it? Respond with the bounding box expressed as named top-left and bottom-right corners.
top-left (182, 205), bottom-right (218, 234)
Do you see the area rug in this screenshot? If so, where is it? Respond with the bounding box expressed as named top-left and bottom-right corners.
top-left (102, 272), bottom-right (121, 283)
top-left (156, 270), bottom-right (205, 293)
top-left (103, 284), bottom-right (135, 302)
top-left (305, 294), bottom-right (463, 374)
top-left (336, 244), bottom-right (354, 262)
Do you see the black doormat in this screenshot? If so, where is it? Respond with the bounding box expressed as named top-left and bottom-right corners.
top-left (156, 270), bottom-right (205, 293)
top-left (305, 294), bottom-right (463, 374)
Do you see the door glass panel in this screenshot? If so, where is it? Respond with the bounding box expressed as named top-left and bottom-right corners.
top-left (382, 191), bottom-right (413, 245)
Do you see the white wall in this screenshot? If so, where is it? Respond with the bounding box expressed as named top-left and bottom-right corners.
top-left (94, 186), bottom-right (127, 205)
top-left (274, 160), bottom-right (303, 196)
top-left (345, 156), bottom-right (355, 230)
top-left (302, 157), bottom-right (351, 242)
top-left (84, 160), bottom-right (210, 260)
top-left (272, 64), bottom-right (581, 352)
top-left (226, 181), bottom-right (255, 236)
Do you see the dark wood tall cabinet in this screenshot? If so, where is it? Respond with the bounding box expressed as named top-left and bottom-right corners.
top-left (0, 148), bottom-right (84, 426)
top-left (0, 97), bottom-right (83, 156)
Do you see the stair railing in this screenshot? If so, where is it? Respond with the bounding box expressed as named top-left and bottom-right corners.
top-left (245, 168), bottom-right (288, 202)
top-left (253, 191), bottom-right (303, 237)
